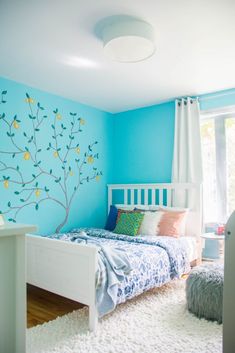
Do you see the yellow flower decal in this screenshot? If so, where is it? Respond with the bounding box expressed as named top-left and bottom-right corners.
top-left (56, 113), bottom-right (62, 120)
top-left (3, 180), bottom-right (9, 189)
top-left (35, 189), bottom-right (41, 197)
top-left (69, 170), bottom-right (74, 176)
top-left (76, 147), bottom-right (80, 154)
top-left (80, 118), bottom-right (85, 125)
top-left (23, 151), bottom-right (31, 160)
top-left (95, 175), bottom-right (101, 182)
top-left (13, 120), bottom-right (20, 129)
top-left (53, 151), bottom-right (58, 158)
top-left (25, 97), bottom-right (34, 104)
top-left (87, 156), bottom-right (94, 164)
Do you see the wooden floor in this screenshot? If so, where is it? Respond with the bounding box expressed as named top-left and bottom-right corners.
top-left (27, 284), bottom-right (84, 328)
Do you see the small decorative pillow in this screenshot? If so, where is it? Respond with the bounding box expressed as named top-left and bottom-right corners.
top-left (116, 208), bottom-right (142, 223)
top-left (114, 212), bottom-right (144, 236)
top-left (138, 211), bottom-right (163, 236)
top-left (157, 210), bottom-right (187, 238)
top-left (159, 206), bottom-right (189, 236)
top-left (105, 205), bottom-right (118, 231)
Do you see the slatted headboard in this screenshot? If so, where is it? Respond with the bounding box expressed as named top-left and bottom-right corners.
top-left (107, 183), bottom-right (202, 238)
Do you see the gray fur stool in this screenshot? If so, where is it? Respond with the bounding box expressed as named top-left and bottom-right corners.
top-left (186, 263), bottom-right (223, 323)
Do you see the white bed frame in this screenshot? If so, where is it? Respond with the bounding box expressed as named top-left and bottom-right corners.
top-left (27, 182), bottom-right (202, 331)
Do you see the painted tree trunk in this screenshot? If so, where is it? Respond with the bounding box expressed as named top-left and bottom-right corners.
top-left (55, 210), bottom-right (69, 233)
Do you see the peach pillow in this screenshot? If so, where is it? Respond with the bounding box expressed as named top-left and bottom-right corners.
top-left (157, 211), bottom-right (187, 238)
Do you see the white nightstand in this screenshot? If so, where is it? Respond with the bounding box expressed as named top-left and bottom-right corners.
top-left (201, 233), bottom-right (225, 261)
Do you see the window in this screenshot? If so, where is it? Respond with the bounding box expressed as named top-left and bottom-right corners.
top-left (200, 109), bottom-right (235, 224)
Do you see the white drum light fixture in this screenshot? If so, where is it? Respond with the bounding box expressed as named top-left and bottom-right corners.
top-left (101, 17), bottom-right (155, 63)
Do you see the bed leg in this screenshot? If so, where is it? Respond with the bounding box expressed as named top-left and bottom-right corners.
top-left (89, 304), bottom-right (98, 332)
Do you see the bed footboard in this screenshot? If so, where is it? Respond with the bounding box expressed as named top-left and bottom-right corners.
top-left (26, 234), bottom-right (98, 331)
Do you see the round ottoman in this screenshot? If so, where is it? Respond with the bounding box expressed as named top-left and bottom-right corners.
top-left (186, 263), bottom-right (223, 323)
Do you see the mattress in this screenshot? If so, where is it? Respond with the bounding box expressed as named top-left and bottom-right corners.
top-left (179, 236), bottom-right (198, 262)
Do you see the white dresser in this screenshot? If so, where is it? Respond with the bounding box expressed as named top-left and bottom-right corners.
top-left (0, 223), bottom-right (37, 353)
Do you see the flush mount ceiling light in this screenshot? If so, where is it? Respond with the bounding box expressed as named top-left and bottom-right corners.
top-left (98, 16), bottom-right (155, 63)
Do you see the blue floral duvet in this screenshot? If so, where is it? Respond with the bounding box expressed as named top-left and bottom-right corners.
top-left (48, 228), bottom-right (190, 306)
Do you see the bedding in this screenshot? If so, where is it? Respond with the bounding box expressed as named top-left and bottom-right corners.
top-left (179, 236), bottom-right (198, 262)
top-left (116, 208), bottom-right (136, 223)
top-left (105, 204), bottom-right (144, 231)
top-left (137, 211), bottom-right (163, 236)
top-left (159, 206), bottom-right (189, 236)
top-left (106, 204), bottom-right (189, 238)
top-left (157, 210), bottom-right (187, 237)
top-left (105, 205), bottom-right (118, 231)
top-left (47, 227), bottom-right (190, 316)
top-left (114, 212), bottom-right (144, 236)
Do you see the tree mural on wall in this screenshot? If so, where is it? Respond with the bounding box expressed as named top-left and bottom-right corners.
top-left (0, 90), bottom-right (102, 233)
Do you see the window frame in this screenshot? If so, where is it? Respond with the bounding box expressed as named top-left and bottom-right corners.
top-left (200, 105), bottom-right (235, 223)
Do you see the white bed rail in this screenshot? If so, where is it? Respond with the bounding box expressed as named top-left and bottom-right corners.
top-left (27, 235), bottom-right (98, 331)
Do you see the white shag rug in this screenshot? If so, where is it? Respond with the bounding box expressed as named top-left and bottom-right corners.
top-left (27, 280), bottom-right (222, 353)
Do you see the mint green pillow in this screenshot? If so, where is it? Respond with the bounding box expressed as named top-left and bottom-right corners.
top-left (113, 212), bottom-right (144, 236)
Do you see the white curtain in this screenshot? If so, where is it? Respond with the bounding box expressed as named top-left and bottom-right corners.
top-left (172, 97), bottom-right (203, 210)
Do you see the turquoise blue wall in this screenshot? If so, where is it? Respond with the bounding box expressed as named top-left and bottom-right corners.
top-left (0, 77), bottom-right (113, 234)
top-left (1, 75), bottom-right (234, 234)
top-left (113, 101), bottom-right (175, 183)
top-left (113, 88), bottom-right (235, 185)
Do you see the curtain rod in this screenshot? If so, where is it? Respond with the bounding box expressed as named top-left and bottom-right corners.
top-left (176, 90), bottom-right (235, 102)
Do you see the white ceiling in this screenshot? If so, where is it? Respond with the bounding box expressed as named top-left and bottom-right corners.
top-left (1, 0), bottom-right (235, 113)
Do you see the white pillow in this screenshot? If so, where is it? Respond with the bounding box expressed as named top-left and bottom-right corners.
top-left (138, 211), bottom-right (164, 236)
